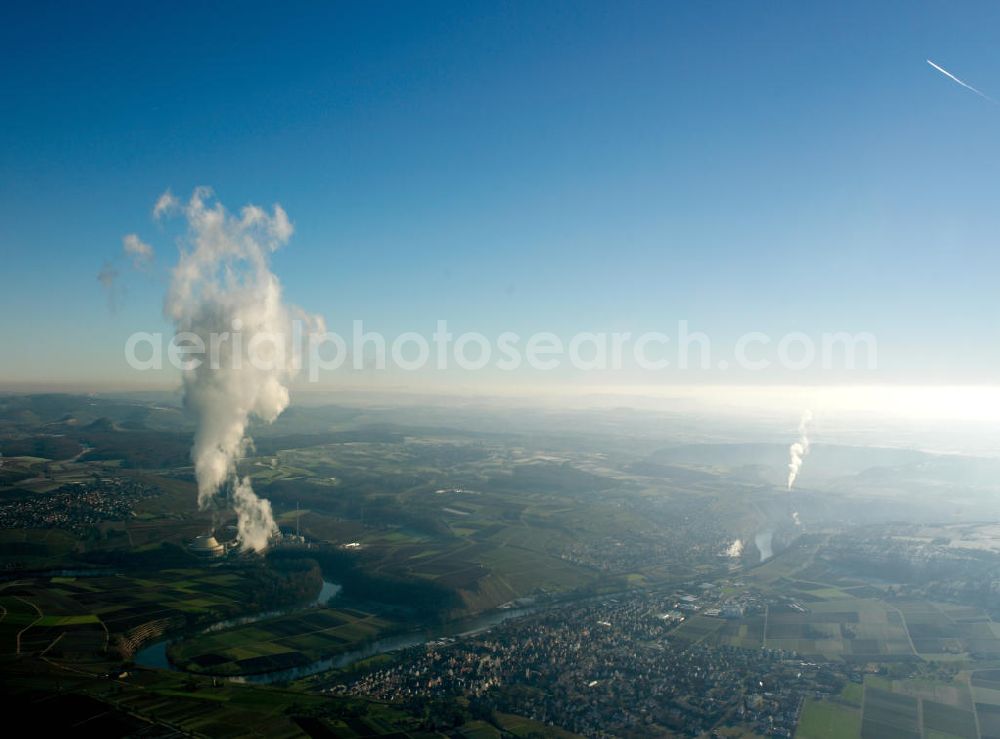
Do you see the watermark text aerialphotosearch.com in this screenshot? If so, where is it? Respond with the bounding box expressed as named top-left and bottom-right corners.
top-left (125, 319), bottom-right (877, 379)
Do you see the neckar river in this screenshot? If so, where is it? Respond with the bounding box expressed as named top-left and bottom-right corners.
top-left (134, 581), bottom-right (534, 684)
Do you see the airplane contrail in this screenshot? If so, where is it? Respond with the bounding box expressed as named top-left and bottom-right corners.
top-left (927, 59), bottom-right (995, 103)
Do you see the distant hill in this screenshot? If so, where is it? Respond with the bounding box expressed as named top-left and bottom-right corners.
top-left (0, 435), bottom-right (81, 460)
top-left (651, 442), bottom-right (930, 476)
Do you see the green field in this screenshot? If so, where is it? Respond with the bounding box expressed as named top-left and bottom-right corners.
top-left (0, 565), bottom-right (318, 664)
top-left (0, 656), bottom-right (432, 738)
top-left (170, 606), bottom-right (393, 676)
top-left (797, 697), bottom-right (862, 739)
top-left (671, 614), bottom-right (726, 643)
top-left (763, 598), bottom-right (916, 659)
top-left (843, 674), bottom-right (983, 739)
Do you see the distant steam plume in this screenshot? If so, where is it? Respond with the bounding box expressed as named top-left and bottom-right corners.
top-left (786, 410), bottom-right (812, 490)
top-left (123, 233), bottom-right (155, 270)
top-left (156, 187), bottom-right (319, 552)
top-left (725, 539), bottom-right (744, 558)
top-left (98, 234), bottom-right (155, 309)
top-left (97, 262), bottom-right (120, 309)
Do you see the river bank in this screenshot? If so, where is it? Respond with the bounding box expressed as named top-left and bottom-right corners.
top-left (134, 579), bottom-right (534, 684)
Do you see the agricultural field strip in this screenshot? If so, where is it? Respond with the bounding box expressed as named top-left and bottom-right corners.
top-left (174, 608), bottom-right (391, 669)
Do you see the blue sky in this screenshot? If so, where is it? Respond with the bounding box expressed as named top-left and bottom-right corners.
top-left (2, 1), bottom-right (1000, 388)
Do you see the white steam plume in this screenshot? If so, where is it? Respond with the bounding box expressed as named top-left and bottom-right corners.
top-left (725, 539), bottom-right (744, 558)
top-left (159, 187), bottom-right (319, 552)
top-left (153, 189), bottom-right (179, 219)
top-left (123, 233), bottom-right (155, 270)
top-left (786, 410), bottom-right (813, 490)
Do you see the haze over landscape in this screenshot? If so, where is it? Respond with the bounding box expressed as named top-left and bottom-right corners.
top-left (3, 3), bottom-right (1000, 738)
